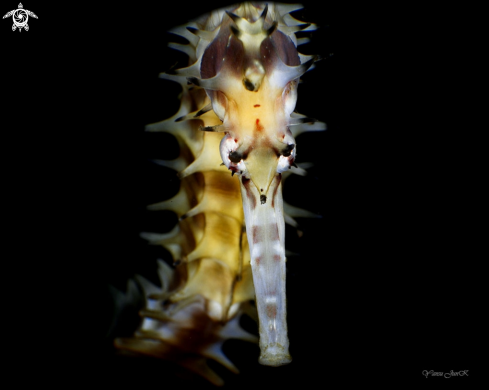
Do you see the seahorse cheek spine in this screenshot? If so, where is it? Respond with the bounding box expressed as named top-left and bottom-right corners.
top-left (111, 2), bottom-right (325, 384)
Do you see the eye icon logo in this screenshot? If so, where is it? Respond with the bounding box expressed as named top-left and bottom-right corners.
top-left (3, 3), bottom-right (37, 32)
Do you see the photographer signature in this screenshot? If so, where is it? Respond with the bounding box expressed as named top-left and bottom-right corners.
top-left (422, 370), bottom-right (469, 378)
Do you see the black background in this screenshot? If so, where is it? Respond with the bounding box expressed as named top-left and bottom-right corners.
top-left (2, 0), bottom-right (480, 387)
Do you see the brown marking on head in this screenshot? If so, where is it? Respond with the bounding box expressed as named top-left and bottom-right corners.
top-left (252, 225), bottom-right (262, 244)
top-left (270, 223), bottom-right (279, 241)
top-left (240, 146), bottom-right (251, 160)
top-left (241, 177), bottom-right (256, 209)
top-left (255, 118), bottom-right (264, 132)
top-left (254, 104), bottom-right (261, 107)
top-left (252, 224), bottom-right (279, 244)
top-left (271, 174), bottom-right (282, 208)
top-left (266, 304), bottom-right (277, 318)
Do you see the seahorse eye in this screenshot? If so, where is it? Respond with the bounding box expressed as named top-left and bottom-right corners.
top-left (282, 144), bottom-right (295, 157)
top-left (229, 151), bottom-right (242, 163)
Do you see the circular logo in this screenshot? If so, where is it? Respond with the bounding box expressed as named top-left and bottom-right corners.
top-left (13, 9), bottom-right (28, 27)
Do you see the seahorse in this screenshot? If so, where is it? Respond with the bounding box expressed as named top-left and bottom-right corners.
top-left (107, 2), bottom-right (327, 385)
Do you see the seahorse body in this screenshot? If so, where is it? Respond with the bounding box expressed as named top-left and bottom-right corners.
top-left (110, 2), bottom-right (326, 385)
